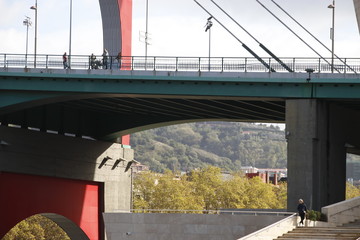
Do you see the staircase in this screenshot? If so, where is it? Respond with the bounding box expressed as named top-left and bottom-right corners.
top-left (276, 226), bottom-right (360, 240)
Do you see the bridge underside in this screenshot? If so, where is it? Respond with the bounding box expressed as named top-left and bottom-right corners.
top-left (0, 96), bottom-right (285, 142)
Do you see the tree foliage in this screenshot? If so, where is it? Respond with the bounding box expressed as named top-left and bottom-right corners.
top-left (133, 166), bottom-right (287, 211)
top-left (3, 214), bottom-right (70, 240)
top-left (346, 182), bottom-right (360, 199)
top-left (131, 122), bottom-right (286, 172)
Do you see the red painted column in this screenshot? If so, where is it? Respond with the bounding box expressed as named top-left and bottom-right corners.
top-left (119, 0), bottom-right (132, 144)
top-left (0, 172), bottom-right (101, 240)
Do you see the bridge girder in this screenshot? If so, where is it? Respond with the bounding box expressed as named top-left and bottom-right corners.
top-left (1, 70), bottom-right (360, 142)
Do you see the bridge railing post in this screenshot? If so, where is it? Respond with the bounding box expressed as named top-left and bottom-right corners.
top-left (292, 58), bottom-right (295, 72)
top-left (45, 55), bottom-right (49, 69)
top-left (153, 57), bottom-right (156, 71)
top-left (221, 57), bottom-right (224, 72)
top-left (318, 58), bottom-right (321, 73)
top-left (245, 57), bottom-right (247, 73)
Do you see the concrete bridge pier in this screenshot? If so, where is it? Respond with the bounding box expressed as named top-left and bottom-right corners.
top-left (286, 99), bottom-right (360, 211)
top-left (0, 126), bottom-right (133, 239)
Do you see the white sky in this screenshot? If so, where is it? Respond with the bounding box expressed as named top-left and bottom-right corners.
top-left (0, 0), bottom-right (360, 58)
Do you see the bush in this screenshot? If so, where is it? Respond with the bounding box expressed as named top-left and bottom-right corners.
top-left (306, 210), bottom-right (326, 221)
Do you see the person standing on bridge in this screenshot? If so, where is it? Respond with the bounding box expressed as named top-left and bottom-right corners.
top-left (102, 49), bottom-right (109, 69)
top-left (90, 53), bottom-right (96, 69)
top-left (297, 198), bottom-right (307, 226)
top-left (63, 52), bottom-right (69, 69)
top-left (116, 51), bottom-right (122, 69)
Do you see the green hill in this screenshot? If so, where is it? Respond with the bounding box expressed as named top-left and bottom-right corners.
top-left (130, 122), bottom-right (287, 173)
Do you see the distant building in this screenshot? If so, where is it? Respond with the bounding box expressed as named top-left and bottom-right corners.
top-left (240, 166), bottom-right (259, 174)
top-left (242, 167), bottom-right (287, 185)
top-left (132, 163), bottom-right (149, 173)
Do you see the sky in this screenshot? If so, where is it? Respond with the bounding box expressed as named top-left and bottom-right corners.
top-left (1, 0), bottom-right (360, 59)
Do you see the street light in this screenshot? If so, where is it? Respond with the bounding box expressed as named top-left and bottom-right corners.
top-left (328, 0), bottom-right (335, 73)
top-left (145, 0), bottom-right (149, 59)
top-left (205, 16), bottom-right (213, 71)
top-left (23, 16), bottom-right (32, 68)
top-left (69, 0), bottom-right (73, 68)
top-left (30, 0), bottom-right (37, 68)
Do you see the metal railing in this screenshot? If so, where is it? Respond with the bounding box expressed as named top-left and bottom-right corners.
top-left (115, 208), bottom-right (295, 216)
top-left (1, 53), bottom-right (360, 74)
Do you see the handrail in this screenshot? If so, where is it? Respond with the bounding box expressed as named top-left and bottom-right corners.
top-left (113, 208), bottom-right (295, 216)
top-left (1, 53), bottom-right (359, 74)
top-left (237, 213), bottom-right (297, 240)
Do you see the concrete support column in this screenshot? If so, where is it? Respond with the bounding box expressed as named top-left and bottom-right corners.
top-left (286, 99), bottom-right (346, 211)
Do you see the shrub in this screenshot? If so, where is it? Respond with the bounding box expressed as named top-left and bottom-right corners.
top-left (306, 210), bottom-right (326, 221)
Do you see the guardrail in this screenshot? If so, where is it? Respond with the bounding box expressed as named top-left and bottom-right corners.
top-left (236, 213), bottom-right (297, 240)
top-left (1, 53), bottom-right (359, 73)
top-left (114, 208), bottom-right (295, 216)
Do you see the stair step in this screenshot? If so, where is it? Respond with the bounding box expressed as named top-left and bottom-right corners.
top-left (276, 226), bottom-right (360, 240)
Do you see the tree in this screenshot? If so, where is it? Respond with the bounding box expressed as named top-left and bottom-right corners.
top-left (244, 177), bottom-right (279, 209)
top-left (151, 170), bottom-right (202, 211)
top-left (346, 182), bottom-right (360, 199)
top-left (133, 167), bottom-right (288, 211)
top-left (188, 166), bottom-right (223, 210)
top-left (218, 174), bottom-right (248, 209)
top-left (3, 214), bottom-right (70, 240)
top-left (133, 171), bottom-right (158, 210)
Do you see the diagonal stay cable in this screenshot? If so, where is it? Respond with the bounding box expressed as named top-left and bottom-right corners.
top-left (256, 0), bottom-right (340, 73)
top-left (194, 0), bottom-right (276, 72)
top-left (271, 0), bottom-right (356, 74)
top-left (210, 0), bottom-right (293, 72)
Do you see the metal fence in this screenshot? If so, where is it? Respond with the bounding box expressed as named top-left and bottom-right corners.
top-left (1, 53), bottom-right (360, 74)
top-left (114, 209), bottom-right (295, 216)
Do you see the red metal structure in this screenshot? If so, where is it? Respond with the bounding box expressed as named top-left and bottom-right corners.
top-left (0, 172), bottom-right (102, 240)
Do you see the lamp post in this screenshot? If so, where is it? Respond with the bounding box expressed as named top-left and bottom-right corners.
top-left (30, 0), bottom-right (37, 68)
top-left (328, 0), bottom-right (335, 73)
top-left (69, 0), bottom-right (73, 68)
top-left (23, 16), bottom-right (32, 68)
top-left (144, 0), bottom-right (149, 70)
top-left (205, 16), bottom-right (213, 71)
top-left (145, 0), bottom-right (149, 59)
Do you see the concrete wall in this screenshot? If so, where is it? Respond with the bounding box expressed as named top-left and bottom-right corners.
top-left (0, 125), bottom-right (132, 214)
top-left (322, 196), bottom-right (360, 225)
top-left (237, 214), bottom-right (297, 240)
top-left (103, 213), bottom-right (287, 240)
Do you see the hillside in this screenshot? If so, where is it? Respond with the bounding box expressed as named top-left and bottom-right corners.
top-left (130, 122), bottom-right (286, 173)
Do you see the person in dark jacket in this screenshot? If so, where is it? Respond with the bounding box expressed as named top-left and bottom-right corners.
top-left (297, 198), bottom-right (307, 225)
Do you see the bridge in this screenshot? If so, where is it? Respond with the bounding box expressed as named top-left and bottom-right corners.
top-left (1, 53), bottom-right (360, 141)
top-left (2, 54), bottom-right (360, 239)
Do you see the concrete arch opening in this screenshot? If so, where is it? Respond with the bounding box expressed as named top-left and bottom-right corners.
top-left (0, 172), bottom-right (103, 240)
top-left (2, 213), bottom-right (89, 240)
